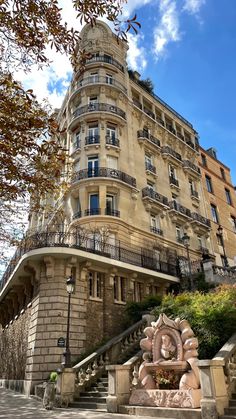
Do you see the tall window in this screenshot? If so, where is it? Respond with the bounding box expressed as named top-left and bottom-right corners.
top-left (89, 194), bottom-right (99, 214)
top-left (88, 155), bottom-right (99, 176)
top-left (88, 96), bottom-right (98, 109)
top-left (73, 131), bottom-right (81, 151)
top-left (145, 154), bottom-right (153, 170)
top-left (106, 194), bottom-right (116, 215)
top-left (89, 271), bottom-right (102, 299)
top-left (225, 189), bottom-right (232, 205)
top-left (89, 72), bottom-right (98, 83)
top-left (107, 155), bottom-right (118, 169)
top-left (210, 204), bottom-right (219, 223)
top-left (230, 216), bottom-right (236, 233)
top-left (176, 225), bottom-right (183, 242)
top-left (147, 180), bottom-right (155, 191)
top-left (114, 276), bottom-right (126, 302)
top-left (169, 164), bottom-right (177, 180)
top-left (134, 282), bottom-right (142, 302)
top-left (220, 167), bottom-right (226, 180)
top-left (201, 154), bottom-right (207, 167)
top-left (106, 124), bottom-right (116, 139)
top-left (106, 73), bottom-right (113, 85)
top-left (88, 123), bottom-right (99, 143)
top-left (205, 175), bottom-right (213, 193)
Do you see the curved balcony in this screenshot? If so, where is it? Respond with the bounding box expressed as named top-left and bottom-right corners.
top-left (85, 135), bottom-right (100, 145)
top-left (85, 55), bottom-right (124, 72)
top-left (72, 167), bottom-right (137, 188)
top-left (76, 76), bottom-right (127, 94)
top-left (105, 135), bottom-right (120, 148)
top-left (72, 103), bottom-right (126, 124)
top-left (72, 211), bottom-right (82, 220)
top-left (105, 208), bottom-right (120, 217)
top-left (85, 208), bottom-right (101, 216)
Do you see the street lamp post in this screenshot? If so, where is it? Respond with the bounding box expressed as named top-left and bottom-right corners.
top-left (182, 233), bottom-right (193, 290)
top-left (64, 275), bottom-right (75, 368)
top-left (217, 225), bottom-right (229, 267)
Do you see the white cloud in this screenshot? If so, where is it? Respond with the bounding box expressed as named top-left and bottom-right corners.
top-left (122, 0), bottom-right (155, 18)
top-left (153, 0), bottom-right (180, 59)
top-left (182, 0), bottom-right (206, 15)
top-left (127, 33), bottom-right (147, 72)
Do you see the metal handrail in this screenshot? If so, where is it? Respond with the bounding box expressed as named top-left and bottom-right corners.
top-left (86, 55), bottom-right (124, 72)
top-left (71, 167), bottom-right (136, 188)
top-left (142, 187), bottom-right (169, 207)
top-left (73, 103), bottom-right (126, 120)
top-left (77, 76), bottom-right (127, 93)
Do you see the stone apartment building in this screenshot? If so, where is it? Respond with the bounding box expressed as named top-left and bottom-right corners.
top-left (199, 146), bottom-right (236, 267)
top-left (0, 21), bottom-right (212, 393)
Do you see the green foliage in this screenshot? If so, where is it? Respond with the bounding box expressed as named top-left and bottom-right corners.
top-left (152, 285), bottom-right (236, 359)
top-left (125, 295), bottom-right (162, 324)
top-left (49, 371), bottom-right (58, 382)
top-left (138, 77), bottom-right (154, 93)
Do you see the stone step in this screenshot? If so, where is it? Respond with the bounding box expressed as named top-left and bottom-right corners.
top-left (70, 401), bottom-right (107, 410)
top-left (219, 416), bottom-right (236, 419)
top-left (119, 405), bottom-right (201, 419)
top-left (225, 407), bottom-right (236, 415)
top-left (80, 391), bottom-right (108, 397)
top-left (91, 384), bottom-right (108, 391)
top-left (230, 400), bottom-right (236, 407)
top-left (76, 396), bottom-right (107, 403)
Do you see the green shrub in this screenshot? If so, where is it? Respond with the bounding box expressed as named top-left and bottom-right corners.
top-left (49, 371), bottom-right (58, 382)
top-left (152, 285), bottom-right (236, 359)
top-left (125, 295), bottom-right (162, 324)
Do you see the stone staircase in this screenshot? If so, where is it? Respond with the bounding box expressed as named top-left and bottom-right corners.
top-left (71, 375), bottom-right (108, 411)
top-left (220, 394), bottom-right (236, 419)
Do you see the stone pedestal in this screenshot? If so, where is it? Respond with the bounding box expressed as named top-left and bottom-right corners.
top-left (129, 388), bottom-right (202, 408)
top-left (106, 365), bottom-right (132, 413)
top-left (56, 368), bottom-right (76, 406)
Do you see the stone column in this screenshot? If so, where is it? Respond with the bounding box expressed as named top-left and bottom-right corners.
top-left (106, 365), bottom-right (132, 413)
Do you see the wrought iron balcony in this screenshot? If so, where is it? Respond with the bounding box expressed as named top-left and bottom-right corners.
top-left (169, 176), bottom-right (179, 187)
top-left (177, 132), bottom-right (185, 141)
top-left (85, 55), bottom-right (124, 72)
top-left (84, 208), bottom-right (101, 216)
top-left (156, 116), bottom-right (165, 126)
top-left (191, 212), bottom-right (211, 227)
top-left (105, 135), bottom-right (120, 147)
top-left (105, 208), bottom-right (120, 217)
top-left (161, 146), bottom-right (182, 162)
top-left (185, 139), bottom-right (195, 149)
top-left (142, 187), bottom-right (169, 207)
top-left (150, 226), bottom-right (163, 236)
top-left (145, 162), bottom-right (156, 174)
top-left (85, 135), bottom-right (100, 145)
top-left (72, 211), bottom-right (82, 220)
top-left (183, 160), bottom-right (201, 176)
top-left (166, 123), bottom-right (176, 135)
top-left (169, 201), bottom-right (192, 218)
top-left (0, 230), bottom-right (179, 293)
top-left (133, 98), bottom-right (142, 109)
top-left (72, 167), bottom-right (137, 188)
top-left (137, 130), bottom-right (161, 148)
top-left (191, 190), bottom-right (199, 199)
top-left (77, 76), bottom-right (126, 93)
top-left (73, 103), bottom-right (126, 120)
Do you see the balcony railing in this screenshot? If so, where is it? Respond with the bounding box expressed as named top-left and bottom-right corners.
top-left (0, 230), bottom-right (179, 293)
top-left (85, 55), bottom-right (124, 72)
top-left (72, 211), bottom-right (82, 220)
top-left (169, 176), bottom-right (179, 187)
top-left (105, 135), bottom-right (120, 147)
top-left (162, 146), bottom-right (182, 162)
top-left (144, 107), bottom-right (155, 119)
top-left (191, 212), bottom-right (211, 227)
top-left (142, 187), bottom-right (169, 207)
top-left (169, 201), bottom-right (192, 218)
top-left (145, 162), bottom-right (156, 174)
top-left (166, 123), bottom-right (176, 135)
top-left (183, 160), bottom-right (201, 175)
top-left (133, 98), bottom-right (142, 109)
top-left (85, 208), bottom-right (101, 216)
top-left (137, 130), bottom-right (161, 148)
top-left (77, 76), bottom-right (126, 93)
top-left (150, 226), bottom-right (163, 236)
top-left (73, 103), bottom-right (126, 120)
top-left (72, 167), bottom-right (137, 188)
top-left (105, 208), bottom-right (120, 217)
top-left (191, 190), bottom-right (199, 199)
top-left (85, 135), bottom-right (100, 145)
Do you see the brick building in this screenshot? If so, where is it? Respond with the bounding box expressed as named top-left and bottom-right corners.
top-left (0, 21), bottom-right (212, 393)
top-left (199, 146), bottom-right (236, 267)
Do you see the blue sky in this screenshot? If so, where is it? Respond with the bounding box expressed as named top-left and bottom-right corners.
top-left (16, 0), bottom-right (236, 183)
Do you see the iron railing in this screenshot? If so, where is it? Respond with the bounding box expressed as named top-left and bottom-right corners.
top-left (137, 130), bottom-right (161, 148)
top-left (191, 212), bottom-right (211, 227)
top-left (145, 162), bottom-right (156, 174)
top-left (85, 55), bottom-right (124, 72)
top-left (73, 103), bottom-right (126, 120)
top-left (73, 212), bottom-right (82, 220)
top-left (150, 226), bottom-right (163, 236)
top-left (105, 135), bottom-right (120, 147)
top-left (142, 187), bottom-right (169, 207)
top-left (182, 160), bottom-right (201, 175)
top-left (84, 208), bottom-right (101, 216)
top-left (191, 190), bottom-right (199, 199)
top-left (0, 230), bottom-right (179, 292)
top-left (169, 201), bottom-right (192, 218)
top-left (162, 146), bottom-right (182, 161)
top-left (169, 176), bottom-right (179, 187)
top-left (85, 135), bottom-right (100, 145)
top-left (143, 107), bottom-right (155, 120)
top-left (72, 140), bottom-right (81, 152)
top-left (77, 76), bottom-right (126, 93)
top-left (105, 208), bottom-right (120, 217)
top-left (71, 167), bottom-right (137, 188)
top-left (166, 122), bottom-right (176, 135)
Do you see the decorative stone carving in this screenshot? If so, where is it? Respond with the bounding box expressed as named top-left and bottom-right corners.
top-left (129, 313), bottom-right (201, 408)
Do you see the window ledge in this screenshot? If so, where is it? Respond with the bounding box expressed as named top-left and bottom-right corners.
top-left (89, 296), bottom-right (103, 302)
top-left (114, 300), bottom-right (126, 305)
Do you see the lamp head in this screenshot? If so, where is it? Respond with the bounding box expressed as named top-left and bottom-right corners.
top-left (217, 225), bottom-right (223, 235)
top-left (66, 276), bottom-right (75, 294)
top-left (182, 232), bottom-right (190, 247)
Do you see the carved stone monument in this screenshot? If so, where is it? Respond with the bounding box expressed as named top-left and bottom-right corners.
top-left (129, 313), bottom-right (201, 408)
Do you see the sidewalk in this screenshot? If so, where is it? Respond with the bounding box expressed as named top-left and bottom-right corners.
top-left (0, 387), bottom-right (154, 419)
